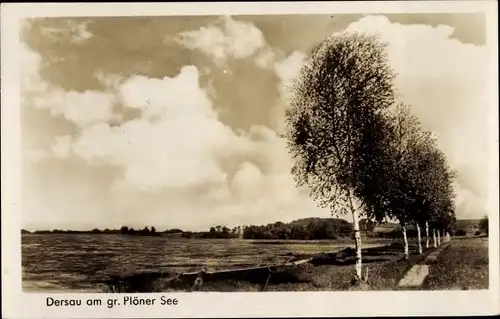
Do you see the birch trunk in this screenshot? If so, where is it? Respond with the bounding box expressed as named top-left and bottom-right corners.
top-left (352, 209), bottom-right (363, 281)
top-left (437, 229), bottom-right (441, 246)
top-left (425, 221), bottom-right (429, 248)
top-left (402, 223), bottom-right (409, 259)
top-left (417, 224), bottom-right (422, 254)
top-left (433, 228), bottom-right (437, 248)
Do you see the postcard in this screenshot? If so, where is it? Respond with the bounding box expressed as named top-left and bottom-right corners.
top-left (1, 1), bottom-right (499, 318)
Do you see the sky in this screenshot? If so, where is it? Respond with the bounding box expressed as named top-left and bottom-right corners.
top-left (20, 13), bottom-right (493, 231)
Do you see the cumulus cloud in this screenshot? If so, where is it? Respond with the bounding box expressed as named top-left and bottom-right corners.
top-left (73, 66), bottom-right (239, 192)
top-left (52, 135), bottom-right (73, 158)
top-left (342, 15), bottom-right (492, 218)
top-left (231, 161), bottom-right (264, 201)
top-left (33, 90), bottom-right (119, 128)
top-left (20, 15), bottom-right (491, 231)
top-left (272, 51), bottom-right (306, 133)
top-left (274, 51), bottom-right (306, 93)
top-left (21, 41), bottom-right (120, 128)
top-left (175, 16), bottom-right (275, 68)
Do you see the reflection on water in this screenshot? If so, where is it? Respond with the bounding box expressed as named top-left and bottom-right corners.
top-left (22, 234), bottom-right (386, 292)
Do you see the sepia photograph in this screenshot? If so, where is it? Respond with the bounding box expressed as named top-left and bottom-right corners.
top-left (2, 1), bottom-right (499, 318)
top-left (18, 11), bottom-right (495, 293)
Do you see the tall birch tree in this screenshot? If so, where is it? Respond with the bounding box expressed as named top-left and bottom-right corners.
top-left (285, 32), bottom-right (396, 282)
top-left (379, 104), bottom-right (430, 259)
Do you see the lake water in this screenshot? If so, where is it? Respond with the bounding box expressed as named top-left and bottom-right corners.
top-left (21, 234), bottom-right (389, 292)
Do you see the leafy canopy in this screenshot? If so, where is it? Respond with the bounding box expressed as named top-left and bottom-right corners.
top-left (285, 32), bottom-right (396, 219)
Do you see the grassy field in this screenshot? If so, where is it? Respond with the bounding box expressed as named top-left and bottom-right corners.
top-left (421, 236), bottom-right (489, 290)
top-left (202, 242), bottom-right (436, 292)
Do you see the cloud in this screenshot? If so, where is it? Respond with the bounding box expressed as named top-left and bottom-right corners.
top-left (33, 89), bottom-right (119, 128)
top-left (21, 41), bottom-right (120, 128)
top-left (231, 161), bottom-right (264, 202)
top-left (175, 16), bottom-right (275, 68)
top-left (274, 51), bottom-right (306, 91)
top-left (52, 135), bottom-right (73, 158)
top-left (20, 42), bottom-right (47, 94)
top-left (24, 149), bottom-right (50, 163)
top-left (39, 20), bottom-right (93, 44)
top-left (342, 15), bottom-right (492, 218)
top-left (61, 62), bottom-right (330, 228)
top-left (272, 51), bottom-right (306, 133)
top-left (73, 66), bottom-right (238, 192)
top-left (20, 15), bottom-right (490, 231)
top-left (118, 66), bottom-right (215, 121)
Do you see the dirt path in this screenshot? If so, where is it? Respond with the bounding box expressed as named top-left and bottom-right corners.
top-left (397, 242), bottom-right (450, 288)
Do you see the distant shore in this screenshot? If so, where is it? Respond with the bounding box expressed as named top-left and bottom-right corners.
top-left (22, 217), bottom-right (483, 240)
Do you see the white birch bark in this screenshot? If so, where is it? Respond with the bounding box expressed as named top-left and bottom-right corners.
top-left (437, 229), bottom-right (441, 246)
top-left (425, 221), bottom-right (430, 248)
top-left (433, 228), bottom-right (437, 248)
top-left (417, 223), bottom-right (423, 254)
top-left (352, 209), bottom-right (363, 281)
top-left (402, 223), bottom-right (409, 259)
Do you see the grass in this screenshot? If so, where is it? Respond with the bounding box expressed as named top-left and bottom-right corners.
top-left (265, 243), bottom-right (436, 291)
top-left (421, 237), bottom-right (488, 290)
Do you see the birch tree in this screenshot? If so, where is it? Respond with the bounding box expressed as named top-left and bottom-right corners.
top-left (420, 146), bottom-right (456, 248)
top-left (410, 138), bottom-right (448, 254)
top-left (379, 104), bottom-right (430, 259)
top-left (368, 104), bottom-right (454, 258)
top-left (285, 32), bottom-right (396, 282)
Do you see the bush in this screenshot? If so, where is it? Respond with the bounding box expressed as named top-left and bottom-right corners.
top-left (474, 231), bottom-right (481, 236)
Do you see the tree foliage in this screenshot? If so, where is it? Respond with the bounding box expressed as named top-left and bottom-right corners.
top-left (285, 30), bottom-right (457, 268)
top-left (243, 218), bottom-right (352, 240)
top-left (479, 215), bottom-right (489, 234)
top-left (285, 31), bottom-right (396, 219)
top-left (356, 102), bottom-right (457, 233)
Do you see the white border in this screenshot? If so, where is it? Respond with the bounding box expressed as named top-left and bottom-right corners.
top-left (1, 2), bottom-right (499, 318)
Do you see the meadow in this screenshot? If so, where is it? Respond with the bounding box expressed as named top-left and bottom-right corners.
top-left (421, 236), bottom-right (489, 290)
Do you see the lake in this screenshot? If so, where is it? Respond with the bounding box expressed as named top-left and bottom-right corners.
top-left (21, 234), bottom-right (391, 292)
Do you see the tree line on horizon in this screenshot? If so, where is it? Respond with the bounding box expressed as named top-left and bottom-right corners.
top-left (21, 215), bottom-right (487, 239)
top-left (284, 31), bottom-right (467, 283)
